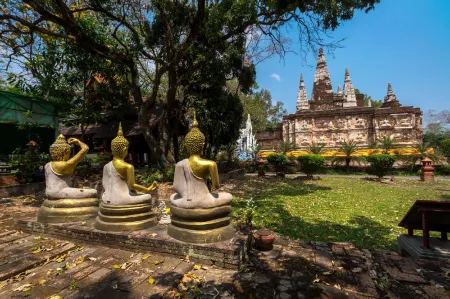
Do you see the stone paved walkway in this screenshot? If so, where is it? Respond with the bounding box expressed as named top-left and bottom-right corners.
top-left (0, 195), bottom-right (449, 298)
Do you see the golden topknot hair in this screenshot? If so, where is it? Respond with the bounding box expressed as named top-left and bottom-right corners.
top-left (49, 134), bottom-right (71, 161)
top-left (111, 122), bottom-right (129, 157)
top-left (185, 112), bottom-right (205, 155)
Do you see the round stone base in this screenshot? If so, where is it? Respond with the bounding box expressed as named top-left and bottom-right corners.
top-left (168, 223), bottom-right (235, 244)
top-left (37, 198), bottom-right (99, 224)
top-left (94, 202), bottom-right (157, 232)
top-left (168, 205), bottom-right (235, 243)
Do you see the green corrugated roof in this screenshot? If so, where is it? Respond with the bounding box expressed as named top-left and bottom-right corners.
top-left (0, 91), bottom-right (58, 126)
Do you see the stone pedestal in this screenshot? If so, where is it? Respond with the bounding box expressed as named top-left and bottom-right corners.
top-left (37, 198), bottom-right (99, 223)
top-left (94, 202), bottom-right (157, 232)
top-left (420, 173), bottom-right (434, 182)
top-left (168, 205), bottom-right (235, 243)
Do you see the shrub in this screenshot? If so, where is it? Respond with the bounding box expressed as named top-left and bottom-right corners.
top-left (366, 154), bottom-right (396, 178)
top-left (9, 141), bottom-right (48, 184)
top-left (75, 157), bottom-right (98, 179)
top-left (266, 154), bottom-right (288, 174)
top-left (297, 154), bottom-right (325, 177)
top-left (437, 165), bottom-right (450, 176)
top-left (285, 165), bottom-right (297, 174)
top-left (440, 139), bottom-right (450, 162)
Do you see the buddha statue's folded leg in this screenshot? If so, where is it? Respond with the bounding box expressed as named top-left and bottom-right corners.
top-left (127, 193), bottom-right (152, 205)
top-left (47, 187), bottom-right (98, 199)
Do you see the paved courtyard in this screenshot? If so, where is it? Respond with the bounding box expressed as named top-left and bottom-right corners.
top-left (0, 194), bottom-right (449, 298)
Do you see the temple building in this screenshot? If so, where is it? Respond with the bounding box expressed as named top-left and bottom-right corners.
top-left (265, 48), bottom-right (423, 151)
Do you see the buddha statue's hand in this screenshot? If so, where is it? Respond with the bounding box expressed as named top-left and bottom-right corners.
top-left (146, 181), bottom-right (158, 192)
top-left (68, 138), bottom-right (89, 150)
top-left (68, 138), bottom-right (81, 145)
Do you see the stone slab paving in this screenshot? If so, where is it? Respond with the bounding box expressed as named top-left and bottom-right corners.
top-left (0, 197), bottom-right (448, 298)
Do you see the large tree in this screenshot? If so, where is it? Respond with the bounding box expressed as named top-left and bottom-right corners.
top-left (1, 0), bottom-right (380, 166)
top-left (241, 88), bottom-right (287, 132)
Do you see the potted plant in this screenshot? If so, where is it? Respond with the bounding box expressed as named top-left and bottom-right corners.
top-left (253, 228), bottom-right (276, 251)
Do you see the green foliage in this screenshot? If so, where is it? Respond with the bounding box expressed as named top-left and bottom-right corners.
top-left (9, 141), bottom-right (48, 184)
top-left (377, 136), bottom-right (396, 154)
top-left (231, 198), bottom-right (256, 231)
top-left (354, 88), bottom-right (382, 108)
top-left (332, 140), bottom-right (364, 170)
top-left (308, 142), bottom-right (325, 154)
top-left (138, 168), bottom-right (164, 184)
top-left (267, 153), bottom-right (288, 174)
top-left (69, 279), bottom-right (79, 291)
top-left (277, 139), bottom-right (295, 154)
top-left (366, 154), bottom-right (396, 178)
top-left (401, 142), bottom-right (440, 170)
top-left (423, 130), bottom-right (450, 150)
top-left (239, 88), bottom-right (287, 132)
top-left (297, 154), bottom-right (325, 177)
top-left (439, 139), bottom-right (450, 161)
top-left (136, 165), bottom-right (175, 184)
top-left (437, 165), bottom-right (450, 176)
top-left (267, 154), bottom-right (288, 166)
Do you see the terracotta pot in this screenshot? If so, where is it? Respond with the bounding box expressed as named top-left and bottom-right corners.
top-left (253, 228), bottom-right (276, 251)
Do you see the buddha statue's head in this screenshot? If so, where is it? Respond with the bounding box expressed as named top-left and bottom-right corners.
top-left (185, 112), bottom-right (205, 156)
top-left (111, 122), bottom-right (129, 159)
top-left (50, 134), bottom-right (71, 161)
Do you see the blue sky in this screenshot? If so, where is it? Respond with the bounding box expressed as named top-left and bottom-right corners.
top-left (255, 0), bottom-right (450, 117)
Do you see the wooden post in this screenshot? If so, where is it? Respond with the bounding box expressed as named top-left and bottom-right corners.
top-left (422, 212), bottom-right (430, 249)
top-left (408, 227), bottom-right (414, 237)
top-left (441, 231), bottom-right (448, 241)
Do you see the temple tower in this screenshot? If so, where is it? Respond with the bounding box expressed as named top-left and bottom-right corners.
top-left (342, 68), bottom-right (357, 108)
top-left (310, 48), bottom-right (334, 108)
top-left (382, 82), bottom-right (401, 108)
top-left (296, 74), bottom-right (309, 111)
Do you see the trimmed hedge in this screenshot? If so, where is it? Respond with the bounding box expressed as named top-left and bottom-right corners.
top-left (267, 154), bottom-right (288, 174)
top-left (297, 154), bottom-right (325, 177)
top-left (366, 154), bottom-right (396, 178)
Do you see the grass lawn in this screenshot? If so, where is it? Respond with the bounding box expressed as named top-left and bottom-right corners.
top-left (226, 176), bottom-right (450, 251)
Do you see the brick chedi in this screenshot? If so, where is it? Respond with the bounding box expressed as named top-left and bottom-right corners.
top-left (257, 48), bottom-right (423, 151)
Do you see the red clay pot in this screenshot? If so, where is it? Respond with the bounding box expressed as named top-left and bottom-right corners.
top-left (253, 228), bottom-right (276, 251)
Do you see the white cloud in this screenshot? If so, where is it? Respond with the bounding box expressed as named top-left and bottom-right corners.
top-left (270, 73), bottom-right (281, 81)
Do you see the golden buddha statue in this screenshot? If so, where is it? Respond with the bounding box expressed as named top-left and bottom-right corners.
top-left (168, 112), bottom-right (234, 243)
top-left (37, 135), bottom-right (99, 223)
top-left (94, 123), bottom-right (158, 231)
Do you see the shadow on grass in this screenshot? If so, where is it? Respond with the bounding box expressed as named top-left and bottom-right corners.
top-left (229, 176), bottom-right (394, 250)
top-left (440, 194), bottom-right (450, 200)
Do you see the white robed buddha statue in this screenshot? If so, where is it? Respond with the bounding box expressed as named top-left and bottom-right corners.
top-left (168, 113), bottom-right (235, 243)
top-left (94, 123), bottom-right (158, 231)
top-left (37, 135), bottom-right (99, 223)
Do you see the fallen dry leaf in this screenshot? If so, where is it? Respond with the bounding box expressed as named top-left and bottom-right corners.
top-left (13, 283), bottom-right (32, 292)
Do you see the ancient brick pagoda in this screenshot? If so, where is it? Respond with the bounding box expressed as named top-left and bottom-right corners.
top-left (278, 48), bottom-right (423, 150)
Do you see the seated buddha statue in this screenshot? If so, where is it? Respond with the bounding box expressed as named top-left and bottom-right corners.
top-left (37, 135), bottom-right (99, 223)
top-left (168, 113), bottom-right (235, 243)
top-left (94, 123), bottom-right (158, 231)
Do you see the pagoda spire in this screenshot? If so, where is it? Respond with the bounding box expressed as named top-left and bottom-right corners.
top-left (296, 74), bottom-right (309, 111)
top-left (382, 82), bottom-right (401, 108)
top-left (337, 84), bottom-right (343, 95)
top-left (342, 67), bottom-right (357, 108)
top-left (311, 48), bottom-right (333, 104)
